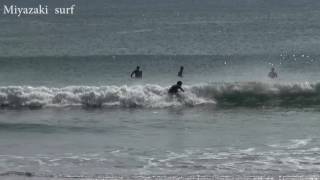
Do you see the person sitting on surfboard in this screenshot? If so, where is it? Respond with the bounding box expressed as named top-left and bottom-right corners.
top-left (131, 66), bottom-right (142, 78)
top-left (168, 81), bottom-right (184, 95)
top-left (268, 67), bottom-right (278, 79)
top-left (178, 66), bottom-right (184, 77)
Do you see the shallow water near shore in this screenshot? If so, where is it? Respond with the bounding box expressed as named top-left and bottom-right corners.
top-left (1, 106), bottom-right (320, 178)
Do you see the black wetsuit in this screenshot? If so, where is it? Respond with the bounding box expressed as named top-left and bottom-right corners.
top-left (268, 71), bottom-right (277, 79)
top-left (131, 70), bottom-right (142, 78)
top-left (168, 84), bottom-right (184, 94)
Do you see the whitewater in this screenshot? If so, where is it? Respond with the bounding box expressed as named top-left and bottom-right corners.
top-left (0, 82), bottom-right (319, 108)
top-left (0, 55), bottom-right (320, 179)
top-left (2, 0), bottom-right (320, 178)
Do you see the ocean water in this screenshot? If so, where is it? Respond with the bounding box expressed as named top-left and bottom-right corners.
top-left (1, 0), bottom-right (320, 179)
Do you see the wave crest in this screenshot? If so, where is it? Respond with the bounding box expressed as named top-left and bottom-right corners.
top-left (191, 82), bottom-right (320, 107)
top-left (0, 85), bottom-right (213, 108)
top-left (0, 82), bottom-right (319, 109)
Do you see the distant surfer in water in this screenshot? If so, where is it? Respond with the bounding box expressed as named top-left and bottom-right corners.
top-left (178, 66), bottom-right (184, 77)
top-left (168, 81), bottom-right (184, 95)
top-left (268, 67), bottom-right (278, 79)
top-left (131, 66), bottom-right (142, 79)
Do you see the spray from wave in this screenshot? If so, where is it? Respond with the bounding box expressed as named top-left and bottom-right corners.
top-left (0, 84), bottom-right (213, 108)
top-left (0, 82), bottom-right (319, 109)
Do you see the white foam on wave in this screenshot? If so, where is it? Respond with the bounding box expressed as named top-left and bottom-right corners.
top-left (0, 84), bottom-right (215, 108)
top-left (288, 139), bottom-right (313, 149)
top-left (269, 138), bottom-right (312, 149)
top-left (0, 81), bottom-right (319, 108)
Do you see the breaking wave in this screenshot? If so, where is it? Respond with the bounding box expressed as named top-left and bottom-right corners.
top-left (0, 82), bottom-right (319, 109)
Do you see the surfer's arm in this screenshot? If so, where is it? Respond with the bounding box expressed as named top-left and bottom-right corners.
top-left (179, 87), bottom-right (184, 92)
top-left (130, 71), bottom-right (134, 78)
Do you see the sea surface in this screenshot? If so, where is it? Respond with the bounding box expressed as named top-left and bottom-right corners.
top-left (1, 0), bottom-right (320, 179)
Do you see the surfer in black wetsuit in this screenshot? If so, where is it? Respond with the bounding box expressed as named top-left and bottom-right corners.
top-left (268, 67), bottom-right (278, 79)
top-left (178, 66), bottom-right (184, 77)
top-left (168, 81), bottom-right (184, 95)
top-left (131, 66), bottom-right (142, 79)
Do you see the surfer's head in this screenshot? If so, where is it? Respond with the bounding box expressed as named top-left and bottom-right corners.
top-left (177, 81), bottom-right (183, 86)
top-left (271, 67), bottom-right (275, 72)
top-left (136, 66), bottom-right (140, 70)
